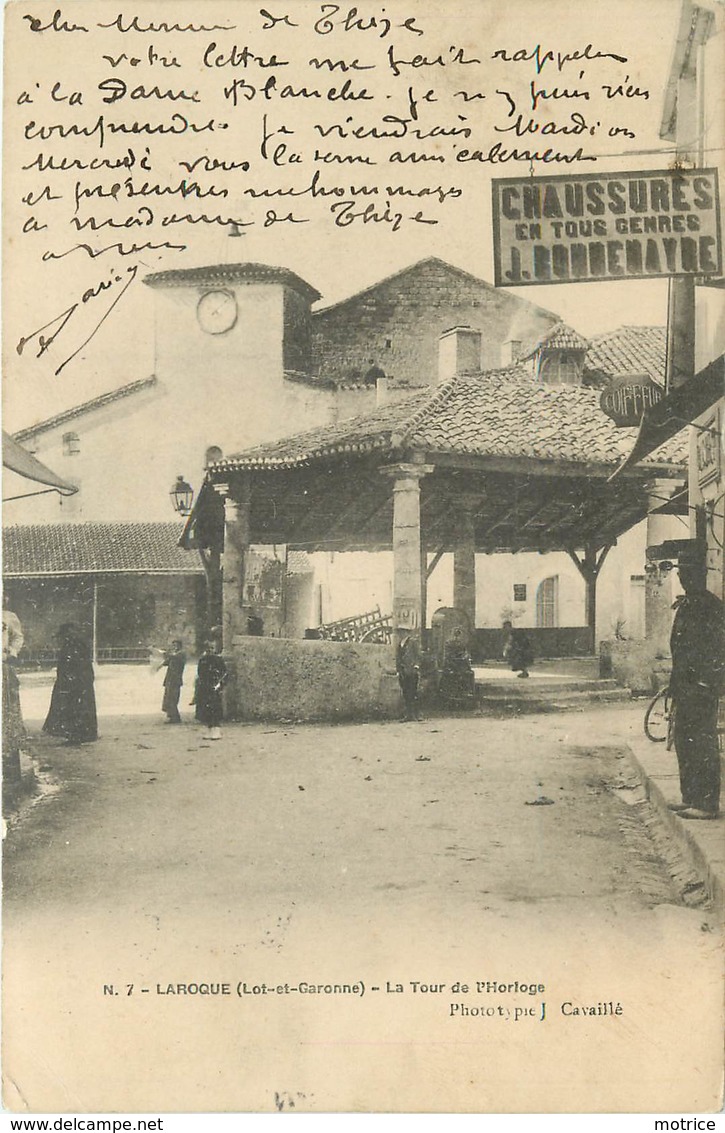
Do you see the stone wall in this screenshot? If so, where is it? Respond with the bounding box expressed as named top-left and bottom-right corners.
top-left (5, 577), bottom-right (92, 662)
top-left (600, 639), bottom-right (672, 695)
top-left (311, 259), bottom-right (558, 387)
top-left (5, 575), bottom-right (204, 664)
top-left (225, 637), bottom-right (399, 722)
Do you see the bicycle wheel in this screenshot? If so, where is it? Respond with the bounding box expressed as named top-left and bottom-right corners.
top-left (644, 688), bottom-right (670, 742)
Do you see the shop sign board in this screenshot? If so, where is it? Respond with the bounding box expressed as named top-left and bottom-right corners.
top-left (696, 408), bottom-right (721, 489)
top-left (599, 373), bottom-right (663, 427)
top-left (492, 168), bottom-right (722, 287)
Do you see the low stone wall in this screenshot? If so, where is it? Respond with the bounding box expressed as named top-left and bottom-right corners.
top-left (224, 637), bottom-right (400, 722)
top-left (472, 626), bottom-right (594, 662)
top-left (600, 639), bottom-right (671, 695)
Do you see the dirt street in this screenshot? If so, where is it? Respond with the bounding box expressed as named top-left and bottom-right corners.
top-left (3, 694), bottom-right (722, 1114)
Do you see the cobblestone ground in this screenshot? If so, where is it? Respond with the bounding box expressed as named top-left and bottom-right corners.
top-left (3, 704), bottom-right (723, 1114)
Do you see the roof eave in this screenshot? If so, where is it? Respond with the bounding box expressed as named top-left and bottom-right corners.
top-left (12, 377), bottom-right (158, 442)
top-left (2, 569), bottom-right (204, 578)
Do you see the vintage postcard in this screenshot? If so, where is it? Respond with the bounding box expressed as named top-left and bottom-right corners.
top-left (2, 0), bottom-right (724, 1117)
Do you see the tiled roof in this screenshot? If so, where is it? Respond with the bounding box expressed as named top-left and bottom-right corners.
top-left (2, 523), bottom-right (201, 577)
top-left (143, 262), bottom-right (321, 302)
top-left (402, 375), bottom-right (685, 465)
top-left (584, 326), bottom-right (667, 386)
top-left (212, 369), bottom-right (687, 474)
top-left (13, 377), bottom-right (157, 442)
top-left (213, 396), bottom-right (422, 470)
top-left (533, 322), bottom-right (590, 353)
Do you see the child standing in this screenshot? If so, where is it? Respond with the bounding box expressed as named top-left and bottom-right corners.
top-left (194, 639), bottom-right (228, 740)
top-left (161, 639), bottom-right (186, 724)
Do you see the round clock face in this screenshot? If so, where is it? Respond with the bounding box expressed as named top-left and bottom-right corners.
top-left (197, 289), bottom-right (237, 334)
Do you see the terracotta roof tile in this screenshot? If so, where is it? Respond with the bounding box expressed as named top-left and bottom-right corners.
top-left (530, 322), bottom-right (590, 354)
top-left (214, 397), bottom-right (420, 470)
top-left (402, 376), bottom-right (648, 464)
top-left (214, 371), bottom-right (687, 473)
top-left (584, 326), bottom-right (667, 386)
top-left (2, 523), bottom-right (201, 576)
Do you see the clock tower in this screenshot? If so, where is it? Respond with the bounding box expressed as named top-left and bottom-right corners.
top-left (142, 261), bottom-right (321, 468)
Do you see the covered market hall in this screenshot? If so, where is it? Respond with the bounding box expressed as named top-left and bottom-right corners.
top-left (183, 352), bottom-right (686, 721)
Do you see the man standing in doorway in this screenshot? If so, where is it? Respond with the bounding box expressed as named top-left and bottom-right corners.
top-left (669, 546), bottom-right (724, 820)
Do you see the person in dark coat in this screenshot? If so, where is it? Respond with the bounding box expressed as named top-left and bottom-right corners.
top-left (363, 359), bottom-right (386, 386)
top-left (161, 639), bottom-right (186, 723)
top-left (3, 597), bottom-right (26, 788)
top-left (396, 631), bottom-right (422, 721)
top-left (193, 639), bottom-right (228, 740)
top-left (439, 627), bottom-right (475, 704)
top-left (668, 550), bottom-right (724, 820)
top-left (43, 624), bottom-right (98, 745)
top-left (502, 619), bottom-right (534, 678)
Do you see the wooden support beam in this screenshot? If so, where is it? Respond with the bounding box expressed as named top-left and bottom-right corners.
top-left (198, 547), bottom-right (222, 630)
top-left (426, 548), bottom-right (446, 579)
top-left (420, 542), bottom-right (428, 633)
top-left (428, 451), bottom-right (683, 481)
top-left (321, 476), bottom-right (392, 541)
top-left (567, 541), bottom-right (613, 650)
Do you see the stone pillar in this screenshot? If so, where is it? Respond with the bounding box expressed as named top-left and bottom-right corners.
top-left (420, 542), bottom-right (429, 636)
top-left (453, 497), bottom-right (478, 630)
top-left (645, 480), bottom-right (675, 653)
top-left (382, 462), bottom-right (434, 647)
top-left (219, 479), bottom-right (250, 652)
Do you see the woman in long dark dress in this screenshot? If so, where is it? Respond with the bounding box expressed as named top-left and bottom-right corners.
top-left (3, 598), bottom-right (26, 786)
top-left (502, 619), bottom-right (534, 679)
top-left (194, 639), bottom-right (228, 740)
top-left (43, 625), bottom-right (98, 744)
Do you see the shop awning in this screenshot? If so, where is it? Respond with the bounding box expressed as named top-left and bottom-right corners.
top-left (2, 432), bottom-right (78, 498)
top-left (609, 354), bottom-right (724, 480)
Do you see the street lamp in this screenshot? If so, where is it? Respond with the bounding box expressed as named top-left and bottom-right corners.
top-left (170, 475), bottom-right (194, 516)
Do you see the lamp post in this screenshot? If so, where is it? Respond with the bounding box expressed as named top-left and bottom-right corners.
top-left (169, 474), bottom-right (222, 634)
top-left (170, 475), bottom-right (194, 517)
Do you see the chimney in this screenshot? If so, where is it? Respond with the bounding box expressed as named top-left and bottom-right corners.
top-left (501, 339), bottom-right (522, 366)
top-left (438, 326), bottom-right (482, 384)
top-left (376, 374), bottom-right (389, 407)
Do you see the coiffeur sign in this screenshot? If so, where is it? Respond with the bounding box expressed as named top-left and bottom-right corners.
top-left (599, 372), bottom-right (663, 427)
top-left (492, 168), bottom-right (722, 287)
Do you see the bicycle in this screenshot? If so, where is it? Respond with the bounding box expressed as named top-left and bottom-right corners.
top-left (644, 685), bottom-right (672, 743)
